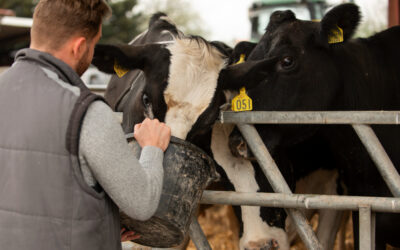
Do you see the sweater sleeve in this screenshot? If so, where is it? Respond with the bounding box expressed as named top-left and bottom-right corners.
top-left (79, 100), bottom-right (164, 221)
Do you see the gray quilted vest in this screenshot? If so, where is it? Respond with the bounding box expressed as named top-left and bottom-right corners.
top-left (0, 49), bottom-right (121, 250)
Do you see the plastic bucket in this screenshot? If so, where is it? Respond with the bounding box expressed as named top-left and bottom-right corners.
top-left (121, 135), bottom-right (219, 248)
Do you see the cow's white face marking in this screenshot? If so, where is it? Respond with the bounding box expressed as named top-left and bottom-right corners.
top-left (164, 38), bottom-right (227, 139)
top-left (211, 123), bottom-right (289, 250)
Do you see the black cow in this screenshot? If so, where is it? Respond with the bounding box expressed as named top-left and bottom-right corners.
top-left (228, 41), bottom-right (345, 250)
top-left (223, 3), bottom-right (400, 250)
top-left (92, 13), bottom-right (282, 250)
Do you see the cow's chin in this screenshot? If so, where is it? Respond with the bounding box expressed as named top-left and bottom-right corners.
top-left (169, 125), bottom-right (189, 141)
top-left (165, 116), bottom-right (195, 141)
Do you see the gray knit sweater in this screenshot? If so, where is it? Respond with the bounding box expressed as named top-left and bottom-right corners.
top-left (78, 100), bottom-right (164, 221)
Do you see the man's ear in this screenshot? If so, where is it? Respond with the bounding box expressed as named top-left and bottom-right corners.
top-left (71, 37), bottom-right (87, 60)
top-left (318, 3), bottom-right (361, 46)
top-left (218, 56), bottom-right (277, 91)
top-left (91, 43), bottom-right (167, 75)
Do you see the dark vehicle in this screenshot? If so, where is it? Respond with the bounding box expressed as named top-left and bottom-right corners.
top-left (0, 15), bottom-right (32, 66)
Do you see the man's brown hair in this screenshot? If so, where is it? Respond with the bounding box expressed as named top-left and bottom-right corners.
top-left (31, 0), bottom-right (111, 51)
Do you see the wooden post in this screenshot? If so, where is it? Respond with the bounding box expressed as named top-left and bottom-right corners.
top-left (389, 0), bottom-right (400, 27)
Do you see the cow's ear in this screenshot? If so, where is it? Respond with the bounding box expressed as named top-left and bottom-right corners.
top-left (210, 41), bottom-right (233, 58)
top-left (218, 57), bottom-right (277, 91)
top-left (319, 3), bottom-right (361, 45)
top-left (230, 41), bottom-right (258, 65)
top-left (92, 43), bottom-right (165, 74)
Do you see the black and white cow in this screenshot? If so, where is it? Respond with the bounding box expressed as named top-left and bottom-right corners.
top-left (228, 42), bottom-right (345, 250)
top-left (92, 13), bottom-right (282, 250)
top-left (219, 3), bottom-right (400, 250)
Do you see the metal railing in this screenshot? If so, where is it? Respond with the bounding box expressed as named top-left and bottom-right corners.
top-left (192, 111), bottom-right (400, 250)
top-left (87, 84), bottom-right (107, 96)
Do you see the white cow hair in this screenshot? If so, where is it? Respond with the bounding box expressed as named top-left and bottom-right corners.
top-left (129, 29), bottom-right (176, 46)
top-left (129, 29), bottom-right (148, 45)
top-left (164, 38), bottom-right (228, 139)
top-left (160, 15), bottom-right (176, 26)
top-left (128, 15), bottom-right (176, 45)
top-left (211, 123), bottom-right (289, 250)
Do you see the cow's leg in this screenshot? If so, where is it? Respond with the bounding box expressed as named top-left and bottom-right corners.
top-left (317, 209), bottom-right (344, 250)
top-left (285, 169), bottom-right (344, 250)
top-left (313, 170), bottom-right (344, 250)
top-left (211, 123), bottom-right (289, 250)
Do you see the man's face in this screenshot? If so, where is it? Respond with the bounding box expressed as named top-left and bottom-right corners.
top-left (76, 26), bottom-right (102, 76)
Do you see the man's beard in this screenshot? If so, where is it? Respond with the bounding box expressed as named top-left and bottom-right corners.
top-left (76, 48), bottom-right (91, 76)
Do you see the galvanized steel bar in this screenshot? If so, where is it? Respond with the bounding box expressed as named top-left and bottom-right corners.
top-left (352, 124), bottom-right (400, 197)
top-left (188, 216), bottom-right (212, 250)
top-left (201, 191), bottom-right (400, 213)
top-left (237, 124), bottom-right (292, 193)
top-left (371, 212), bottom-right (376, 250)
top-left (236, 123), bottom-right (322, 250)
top-left (359, 206), bottom-right (372, 250)
top-left (220, 111), bottom-right (400, 125)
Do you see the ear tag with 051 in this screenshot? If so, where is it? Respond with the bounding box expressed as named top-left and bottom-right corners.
top-left (231, 54), bottom-right (253, 112)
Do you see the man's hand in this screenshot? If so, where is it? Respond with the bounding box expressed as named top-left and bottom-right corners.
top-left (120, 228), bottom-right (140, 242)
top-left (133, 118), bottom-right (171, 152)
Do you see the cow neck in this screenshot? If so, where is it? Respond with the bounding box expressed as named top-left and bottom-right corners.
top-left (331, 41), bottom-right (397, 111)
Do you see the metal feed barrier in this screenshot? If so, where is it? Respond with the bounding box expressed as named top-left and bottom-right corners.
top-left (188, 111), bottom-right (400, 250)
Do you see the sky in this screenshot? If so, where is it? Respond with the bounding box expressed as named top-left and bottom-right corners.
top-left (190, 0), bottom-right (253, 44)
top-left (137, 0), bottom-right (388, 46)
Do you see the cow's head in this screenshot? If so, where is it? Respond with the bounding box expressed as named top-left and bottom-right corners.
top-left (101, 12), bottom-right (182, 112)
top-left (226, 4), bottom-right (361, 149)
top-left (92, 14), bottom-right (270, 145)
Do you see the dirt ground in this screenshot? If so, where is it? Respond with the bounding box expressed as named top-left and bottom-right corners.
top-left (187, 205), bottom-right (240, 250)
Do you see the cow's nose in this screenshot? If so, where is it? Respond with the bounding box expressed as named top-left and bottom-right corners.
top-left (260, 239), bottom-right (279, 250)
top-left (244, 238), bottom-right (280, 250)
top-left (270, 239), bottom-right (279, 249)
top-left (261, 239), bottom-right (279, 250)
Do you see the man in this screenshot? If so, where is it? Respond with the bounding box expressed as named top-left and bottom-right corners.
top-left (0, 1), bottom-right (171, 249)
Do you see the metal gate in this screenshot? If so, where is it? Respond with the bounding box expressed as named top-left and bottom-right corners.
top-left (188, 111), bottom-right (400, 250)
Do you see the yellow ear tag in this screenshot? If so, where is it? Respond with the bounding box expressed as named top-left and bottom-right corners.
top-left (231, 54), bottom-right (253, 112)
top-left (114, 60), bottom-right (129, 78)
top-left (328, 25), bottom-right (344, 44)
top-left (232, 87), bottom-right (253, 112)
top-left (236, 53), bottom-right (246, 64)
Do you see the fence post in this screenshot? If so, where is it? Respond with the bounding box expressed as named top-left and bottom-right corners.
top-left (352, 124), bottom-right (400, 197)
top-left (359, 205), bottom-right (373, 250)
top-left (371, 212), bottom-right (376, 250)
top-left (189, 216), bottom-right (212, 250)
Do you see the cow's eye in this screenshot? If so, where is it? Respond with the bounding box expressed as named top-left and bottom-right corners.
top-left (142, 93), bottom-right (150, 107)
top-left (281, 56), bottom-right (294, 68)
